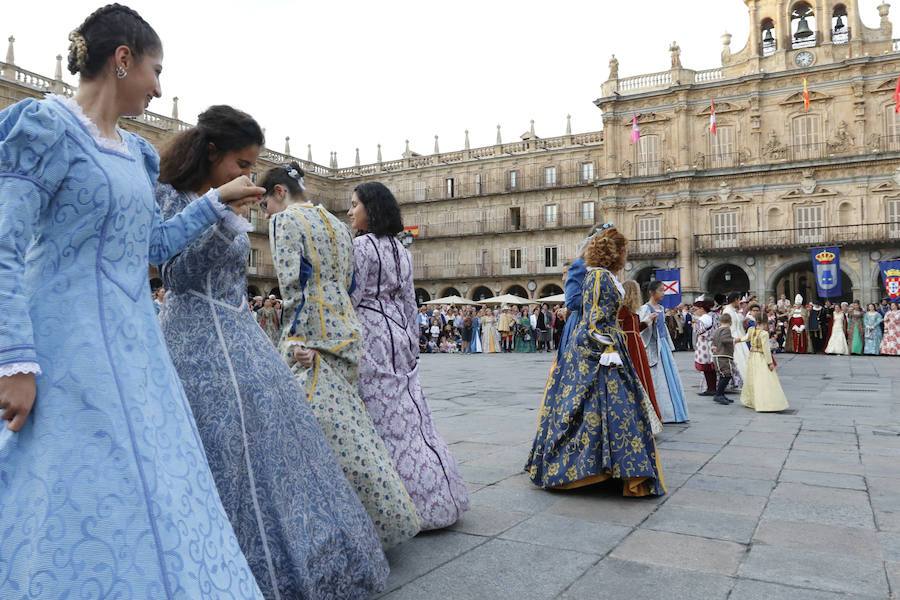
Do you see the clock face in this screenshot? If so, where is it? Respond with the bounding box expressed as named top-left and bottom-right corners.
top-left (795, 51), bottom-right (815, 68)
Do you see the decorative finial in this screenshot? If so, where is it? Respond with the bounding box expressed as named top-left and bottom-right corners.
top-left (496, 124), bottom-right (502, 145)
top-left (377, 143), bottom-right (382, 163)
top-left (171, 97), bottom-right (179, 120)
top-left (434, 135), bottom-right (440, 154)
top-left (404, 139), bottom-right (410, 157)
top-left (6, 36), bottom-right (15, 66)
top-left (566, 114), bottom-right (572, 135)
top-left (333, 152), bottom-right (338, 168)
top-left (307, 144), bottom-right (312, 162)
top-left (284, 136), bottom-right (291, 155)
top-left (355, 148), bottom-right (360, 166)
top-left (464, 129), bottom-right (470, 150)
top-left (530, 119), bottom-right (535, 136)
top-left (54, 54), bottom-right (63, 80)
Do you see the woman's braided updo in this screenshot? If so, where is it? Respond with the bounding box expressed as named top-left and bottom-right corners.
top-left (66, 4), bottom-right (160, 79)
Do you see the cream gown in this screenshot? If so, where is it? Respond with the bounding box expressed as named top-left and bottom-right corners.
top-left (740, 328), bottom-right (789, 412)
top-left (825, 310), bottom-right (850, 355)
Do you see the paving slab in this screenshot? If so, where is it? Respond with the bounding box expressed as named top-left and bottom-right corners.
top-left (611, 529), bottom-right (746, 576)
top-left (560, 558), bottom-right (733, 600)
top-left (380, 539), bottom-right (597, 600)
top-left (381, 531), bottom-right (486, 594)
top-left (753, 519), bottom-right (883, 560)
top-left (642, 505), bottom-right (758, 543)
top-left (727, 579), bottom-right (878, 600)
top-left (777, 468), bottom-right (867, 491)
top-left (499, 513), bottom-right (631, 556)
top-left (738, 545), bottom-right (889, 597)
top-left (682, 474), bottom-right (775, 497)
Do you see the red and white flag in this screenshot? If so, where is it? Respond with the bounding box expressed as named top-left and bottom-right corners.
top-left (709, 99), bottom-right (717, 135)
top-left (630, 115), bottom-right (640, 144)
top-left (894, 76), bottom-right (900, 114)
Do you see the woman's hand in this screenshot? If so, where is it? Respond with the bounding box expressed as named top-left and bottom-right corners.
top-left (0, 373), bottom-right (36, 431)
top-left (768, 363), bottom-right (775, 372)
top-left (217, 176), bottom-right (265, 210)
top-left (292, 347), bottom-right (318, 369)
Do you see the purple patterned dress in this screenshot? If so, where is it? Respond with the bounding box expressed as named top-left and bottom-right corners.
top-left (351, 233), bottom-right (470, 529)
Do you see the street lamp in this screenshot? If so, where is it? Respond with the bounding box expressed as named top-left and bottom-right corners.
top-left (725, 270), bottom-right (732, 282)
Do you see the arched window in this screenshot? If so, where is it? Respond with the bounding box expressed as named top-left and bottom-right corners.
top-left (791, 114), bottom-right (823, 159)
top-left (636, 135), bottom-right (661, 176)
top-left (832, 4), bottom-right (849, 44)
top-left (791, 2), bottom-right (816, 49)
top-left (761, 18), bottom-right (777, 56)
top-left (884, 105), bottom-right (900, 151)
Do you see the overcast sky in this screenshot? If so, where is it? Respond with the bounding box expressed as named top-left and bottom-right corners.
top-left (5, 1), bottom-right (888, 165)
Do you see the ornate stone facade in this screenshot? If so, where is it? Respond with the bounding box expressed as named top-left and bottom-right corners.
top-left (4, 0), bottom-right (900, 304)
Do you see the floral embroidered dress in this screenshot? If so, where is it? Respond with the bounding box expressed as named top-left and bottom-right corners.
top-left (526, 268), bottom-right (666, 497)
top-left (0, 97), bottom-right (263, 598)
top-left (881, 309), bottom-right (900, 355)
top-left (351, 233), bottom-right (470, 530)
top-left (481, 313), bottom-right (501, 353)
top-left (849, 308), bottom-right (865, 354)
top-left (256, 306), bottom-right (281, 345)
top-left (157, 185), bottom-right (388, 599)
top-left (270, 203), bottom-right (420, 548)
top-left (863, 311), bottom-right (884, 355)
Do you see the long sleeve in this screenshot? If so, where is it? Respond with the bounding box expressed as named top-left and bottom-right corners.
top-left (585, 271), bottom-right (616, 346)
top-left (638, 304), bottom-right (654, 348)
top-left (760, 330), bottom-right (774, 366)
top-left (270, 211), bottom-right (307, 341)
top-left (401, 248), bottom-right (420, 345)
top-left (350, 235), bottom-right (373, 308)
top-left (133, 138), bottom-right (225, 266)
top-left (0, 100), bottom-right (69, 370)
top-left (564, 258), bottom-right (586, 311)
top-left (156, 184), bottom-right (239, 293)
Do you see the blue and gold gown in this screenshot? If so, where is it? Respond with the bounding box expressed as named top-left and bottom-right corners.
top-left (525, 267), bottom-right (666, 497)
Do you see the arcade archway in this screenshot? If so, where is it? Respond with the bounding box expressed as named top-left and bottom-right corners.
top-left (705, 263), bottom-right (751, 298)
top-left (439, 287), bottom-right (461, 298)
top-left (505, 285), bottom-right (529, 299)
top-left (538, 284), bottom-right (564, 298)
top-left (772, 262), bottom-right (853, 304)
top-left (415, 288), bottom-right (431, 304)
top-left (471, 286), bottom-right (493, 301)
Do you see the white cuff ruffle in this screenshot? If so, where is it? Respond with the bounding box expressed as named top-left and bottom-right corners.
top-left (0, 362), bottom-right (41, 378)
top-left (207, 189), bottom-right (254, 234)
top-left (600, 352), bottom-right (623, 367)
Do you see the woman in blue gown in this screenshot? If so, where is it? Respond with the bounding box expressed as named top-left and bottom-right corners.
top-left (558, 224), bottom-right (607, 360)
top-left (0, 6), bottom-right (267, 597)
top-left (526, 228), bottom-right (665, 497)
top-left (157, 112), bottom-right (388, 598)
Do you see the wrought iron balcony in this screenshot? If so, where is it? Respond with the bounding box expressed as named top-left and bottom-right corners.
top-left (247, 262), bottom-right (277, 279)
top-left (415, 211), bottom-right (596, 240)
top-left (629, 237), bottom-right (679, 259)
top-left (694, 222), bottom-right (900, 255)
top-left (697, 151), bottom-right (748, 170)
top-left (413, 259), bottom-right (567, 281)
top-left (787, 142), bottom-right (829, 161)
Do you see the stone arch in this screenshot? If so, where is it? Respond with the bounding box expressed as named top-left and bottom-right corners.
top-left (702, 262), bottom-right (752, 297)
top-left (837, 201), bottom-right (854, 226)
top-left (538, 283), bottom-right (564, 298)
top-left (246, 285), bottom-right (262, 298)
top-left (415, 288), bottom-right (432, 304)
top-left (471, 285), bottom-right (493, 301)
top-left (267, 287), bottom-right (281, 299)
top-left (765, 256), bottom-right (858, 302)
top-left (505, 284), bottom-right (529, 299)
top-left (439, 286), bottom-right (462, 298)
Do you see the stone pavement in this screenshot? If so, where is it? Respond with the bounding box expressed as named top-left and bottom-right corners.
top-left (378, 351), bottom-right (900, 600)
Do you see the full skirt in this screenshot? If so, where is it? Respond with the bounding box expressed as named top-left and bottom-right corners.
top-left (740, 354), bottom-right (789, 412)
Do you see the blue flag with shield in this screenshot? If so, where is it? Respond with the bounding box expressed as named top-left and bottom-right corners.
top-left (810, 246), bottom-right (842, 299)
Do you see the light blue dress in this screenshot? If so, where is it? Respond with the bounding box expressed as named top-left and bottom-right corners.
top-left (864, 311), bottom-right (884, 355)
top-left (639, 302), bottom-right (689, 423)
top-left (0, 97), bottom-right (262, 598)
top-left (157, 186), bottom-right (389, 599)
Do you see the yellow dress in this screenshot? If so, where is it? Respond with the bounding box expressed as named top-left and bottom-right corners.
top-left (740, 328), bottom-right (789, 413)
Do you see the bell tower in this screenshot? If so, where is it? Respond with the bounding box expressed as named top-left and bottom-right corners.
top-left (736, 0), bottom-right (892, 73)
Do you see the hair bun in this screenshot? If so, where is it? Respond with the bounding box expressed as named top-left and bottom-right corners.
top-left (67, 30), bottom-right (89, 75)
top-left (289, 161), bottom-right (305, 178)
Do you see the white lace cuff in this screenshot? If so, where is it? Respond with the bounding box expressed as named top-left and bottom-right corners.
top-left (207, 189), bottom-right (254, 234)
top-left (600, 352), bottom-right (623, 367)
top-left (0, 362), bottom-right (41, 378)
top-left (590, 332), bottom-right (615, 346)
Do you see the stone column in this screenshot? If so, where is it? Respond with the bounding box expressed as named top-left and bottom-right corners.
top-left (677, 195), bottom-right (696, 294)
top-left (602, 113), bottom-right (619, 176)
top-left (676, 100), bottom-right (690, 169)
top-left (749, 1), bottom-right (760, 57)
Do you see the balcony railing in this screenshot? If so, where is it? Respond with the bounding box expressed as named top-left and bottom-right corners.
top-left (629, 237), bottom-right (679, 259)
top-left (413, 259), bottom-right (567, 281)
top-left (695, 222), bottom-right (900, 254)
top-left (879, 135), bottom-right (900, 153)
top-left (699, 152), bottom-right (747, 169)
top-left (247, 262), bottom-right (277, 278)
top-left (792, 33), bottom-right (817, 49)
top-left (787, 142), bottom-right (829, 161)
top-left (415, 211), bottom-right (596, 239)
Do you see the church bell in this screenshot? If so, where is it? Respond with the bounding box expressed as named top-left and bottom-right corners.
top-left (763, 28), bottom-right (775, 43)
top-left (834, 15), bottom-right (845, 30)
top-left (795, 15), bottom-right (814, 39)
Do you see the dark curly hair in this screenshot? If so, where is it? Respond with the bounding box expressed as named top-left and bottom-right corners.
top-left (353, 182), bottom-right (404, 237)
top-left (583, 227), bottom-right (627, 272)
top-left (158, 105), bottom-right (264, 192)
top-left (67, 4), bottom-right (161, 80)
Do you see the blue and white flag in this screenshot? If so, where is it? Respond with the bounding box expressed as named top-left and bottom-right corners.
top-left (810, 246), bottom-right (842, 299)
top-left (654, 268), bottom-right (682, 309)
top-left (879, 259), bottom-right (900, 301)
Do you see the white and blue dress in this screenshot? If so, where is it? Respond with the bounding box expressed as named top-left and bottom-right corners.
top-left (157, 186), bottom-right (389, 599)
top-left (639, 301), bottom-right (689, 423)
top-left (0, 96), bottom-right (263, 598)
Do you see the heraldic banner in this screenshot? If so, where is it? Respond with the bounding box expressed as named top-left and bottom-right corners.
top-left (654, 268), bottom-right (682, 309)
top-left (810, 247), bottom-right (842, 299)
top-left (879, 259), bottom-right (900, 301)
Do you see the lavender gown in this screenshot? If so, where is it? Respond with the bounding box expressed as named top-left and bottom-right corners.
top-left (352, 234), bottom-right (470, 529)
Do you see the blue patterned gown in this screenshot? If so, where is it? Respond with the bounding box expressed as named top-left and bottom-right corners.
top-left (557, 257), bottom-right (586, 360)
top-left (639, 301), bottom-right (689, 424)
top-left (157, 186), bottom-right (389, 599)
top-left (0, 97), bottom-right (262, 598)
top-left (526, 268), bottom-right (666, 497)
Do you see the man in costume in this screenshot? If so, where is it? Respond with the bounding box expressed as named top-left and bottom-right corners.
top-left (808, 300), bottom-right (826, 354)
top-left (692, 297), bottom-right (717, 397)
